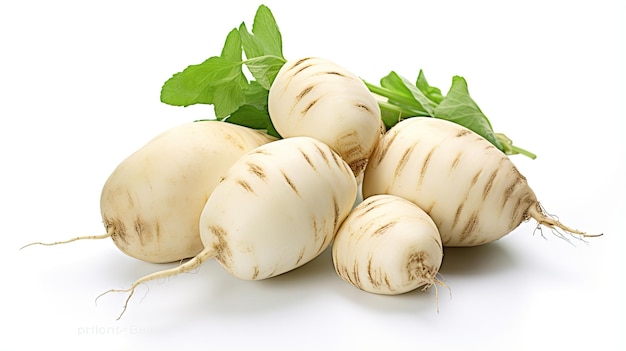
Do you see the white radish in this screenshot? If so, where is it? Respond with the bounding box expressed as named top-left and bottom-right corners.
top-left (362, 117), bottom-right (598, 246)
top-left (332, 194), bottom-right (444, 295)
top-left (22, 121), bottom-right (275, 263)
top-left (268, 57), bottom-right (383, 177)
top-left (102, 136), bottom-right (357, 318)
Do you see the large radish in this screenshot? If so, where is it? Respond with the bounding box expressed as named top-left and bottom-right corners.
top-left (332, 194), bottom-right (444, 295)
top-left (22, 121), bottom-right (275, 263)
top-left (362, 117), bottom-right (599, 246)
top-left (268, 57), bottom-right (383, 177)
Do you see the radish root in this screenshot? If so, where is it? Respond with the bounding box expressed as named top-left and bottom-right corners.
top-left (97, 247), bottom-right (215, 320)
top-left (19, 232), bottom-right (112, 250)
top-left (527, 203), bottom-right (602, 240)
top-left (421, 273), bottom-right (449, 314)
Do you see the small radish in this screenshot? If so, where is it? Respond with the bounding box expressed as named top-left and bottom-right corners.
top-left (332, 194), bottom-right (444, 295)
top-left (362, 117), bottom-right (599, 246)
top-left (22, 121), bottom-right (275, 263)
top-left (268, 57), bottom-right (383, 177)
top-left (101, 136), bottom-right (358, 318)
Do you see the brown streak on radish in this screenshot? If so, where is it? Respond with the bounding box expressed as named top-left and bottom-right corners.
top-left (373, 221), bottom-right (396, 236)
top-left (106, 218), bottom-right (128, 246)
top-left (484, 144), bottom-right (497, 151)
top-left (470, 169), bottom-right (483, 188)
top-left (482, 167), bottom-right (499, 201)
top-left (329, 147), bottom-right (345, 170)
top-left (155, 221), bottom-right (161, 243)
top-left (301, 98), bottom-right (319, 115)
top-left (318, 230), bottom-right (331, 254)
top-left (247, 162), bottom-right (266, 181)
top-left (296, 86), bottom-right (314, 102)
top-left (353, 261), bottom-right (362, 288)
top-left (236, 179), bottom-right (255, 194)
top-left (342, 264), bottom-right (356, 287)
top-left (281, 170), bottom-right (299, 196)
top-left (452, 203), bottom-right (464, 230)
top-left (513, 195), bottom-right (536, 230)
top-left (291, 63), bottom-right (314, 76)
top-left (134, 217), bottom-right (146, 245)
top-left (322, 71), bottom-right (347, 78)
top-left (456, 129), bottom-right (471, 138)
top-left (394, 143), bottom-right (416, 177)
top-left (298, 148), bottom-right (317, 171)
top-left (449, 152), bottom-right (462, 174)
top-left (210, 225), bottom-right (232, 264)
top-left (336, 129), bottom-right (366, 175)
top-left (459, 212), bottom-right (479, 243)
top-left (225, 132), bottom-right (246, 150)
top-left (333, 196), bottom-right (340, 230)
top-left (384, 274), bottom-right (393, 291)
top-left (502, 177), bottom-right (521, 208)
top-left (357, 199), bottom-right (382, 218)
top-left (251, 266), bottom-right (260, 279)
top-left (417, 145), bottom-right (437, 192)
top-left (312, 217), bottom-right (319, 241)
top-left (367, 256), bottom-right (378, 287)
top-left (295, 247), bottom-right (306, 266)
top-left (250, 149), bottom-right (272, 156)
top-left (407, 251), bottom-right (428, 281)
top-left (314, 143), bottom-right (330, 166)
top-left (291, 57), bottom-right (313, 69)
top-left (375, 128), bottom-right (399, 166)
top-left (355, 103), bottom-right (372, 113)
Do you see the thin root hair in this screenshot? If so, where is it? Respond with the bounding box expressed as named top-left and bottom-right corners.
top-left (96, 248), bottom-right (215, 320)
top-left (421, 272), bottom-right (450, 314)
top-left (19, 232), bottom-right (112, 250)
top-left (528, 202), bottom-right (602, 245)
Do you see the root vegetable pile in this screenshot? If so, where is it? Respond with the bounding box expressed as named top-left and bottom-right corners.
top-left (23, 4), bottom-right (601, 319)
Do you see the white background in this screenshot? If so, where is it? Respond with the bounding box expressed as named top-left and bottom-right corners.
top-left (2, 0), bottom-right (624, 350)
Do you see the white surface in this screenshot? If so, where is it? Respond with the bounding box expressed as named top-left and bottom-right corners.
top-left (2, 0), bottom-right (624, 350)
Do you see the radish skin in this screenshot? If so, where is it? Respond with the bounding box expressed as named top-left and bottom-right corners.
top-left (102, 136), bottom-right (358, 318)
top-left (332, 194), bottom-right (444, 295)
top-left (22, 121), bottom-right (275, 263)
top-left (268, 57), bottom-right (382, 177)
top-left (362, 117), bottom-right (598, 246)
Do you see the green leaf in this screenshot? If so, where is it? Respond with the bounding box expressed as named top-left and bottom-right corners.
top-left (160, 27), bottom-right (248, 110)
top-left (225, 105), bottom-right (281, 138)
top-left (158, 4), bottom-right (284, 141)
top-left (160, 56), bottom-right (247, 109)
top-left (245, 55), bottom-right (287, 90)
top-left (224, 105), bottom-right (270, 129)
top-left (243, 80), bottom-right (270, 110)
top-left (434, 76), bottom-right (502, 149)
top-left (416, 70), bottom-right (444, 104)
top-left (239, 22), bottom-right (264, 59)
top-left (223, 81), bottom-right (270, 126)
top-left (251, 4), bottom-right (283, 58)
top-left (380, 72), bottom-right (437, 116)
top-left (212, 77), bottom-right (248, 118)
top-left (221, 28), bottom-right (243, 63)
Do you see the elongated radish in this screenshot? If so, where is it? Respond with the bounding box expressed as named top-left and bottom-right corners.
top-left (102, 136), bottom-right (358, 318)
top-left (332, 194), bottom-right (444, 295)
top-left (362, 117), bottom-right (598, 246)
top-left (268, 57), bottom-right (383, 177)
top-left (22, 121), bottom-right (275, 263)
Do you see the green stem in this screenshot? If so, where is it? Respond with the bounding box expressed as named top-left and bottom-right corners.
top-left (510, 145), bottom-right (537, 160)
top-left (364, 80), bottom-right (430, 116)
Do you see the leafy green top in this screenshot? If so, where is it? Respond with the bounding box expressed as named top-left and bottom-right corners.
top-left (160, 5), bottom-right (285, 137)
top-left (160, 4), bottom-right (535, 159)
